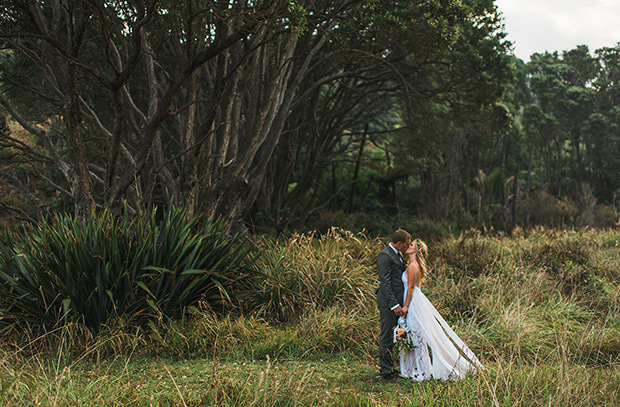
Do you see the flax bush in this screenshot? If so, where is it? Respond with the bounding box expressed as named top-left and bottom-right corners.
top-left (0, 207), bottom-right (253, 331)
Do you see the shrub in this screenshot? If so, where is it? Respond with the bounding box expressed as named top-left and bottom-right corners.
top-left (239, 228), bottom-right (380, 323)
top-left (523, 233), bottom-right (595, 296)
top-left (0, 207), bottom-right (253, 331)
top-left (521, 189), bottom-right (576, 227)
top-left (433, 231), bottom-right (511, 279)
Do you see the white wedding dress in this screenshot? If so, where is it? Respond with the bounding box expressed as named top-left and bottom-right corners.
top-left (400, 271), bottom-right (484, 381)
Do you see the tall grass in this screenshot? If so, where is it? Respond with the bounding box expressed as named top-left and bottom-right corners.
top-left (428, 228), bottom-right (620, 366)
top-left (240, 228), bottom-right (383, 322)
top-left (2, 226), bottom-right (620, 405)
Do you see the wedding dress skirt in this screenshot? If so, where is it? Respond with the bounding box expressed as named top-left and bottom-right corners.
top-left (400, 273), bottom-right (484, 381)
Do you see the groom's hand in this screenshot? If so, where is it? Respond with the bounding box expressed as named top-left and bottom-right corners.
top-left (393, 306), bottom-right (405, 316)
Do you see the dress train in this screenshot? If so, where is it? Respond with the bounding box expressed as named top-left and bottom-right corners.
top-left (400, 274), bottom-right (484, 380)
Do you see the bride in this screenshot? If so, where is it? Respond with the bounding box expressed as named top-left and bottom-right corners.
top-left (396, 239), bottom-right (484, 381)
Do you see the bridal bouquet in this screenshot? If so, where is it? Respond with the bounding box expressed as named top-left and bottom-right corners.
top-left (393, 317), bottom-right (417, 353)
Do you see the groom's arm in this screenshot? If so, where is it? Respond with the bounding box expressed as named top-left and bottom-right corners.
top-left (377, 252), bottom-right (400, 310)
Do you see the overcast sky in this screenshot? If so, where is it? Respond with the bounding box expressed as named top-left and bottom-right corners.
top-left (495, 0), bottom-right (620, 61)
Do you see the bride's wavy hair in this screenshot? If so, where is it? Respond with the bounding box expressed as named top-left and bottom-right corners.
top-left (416, 239), bottom-right (429, 282)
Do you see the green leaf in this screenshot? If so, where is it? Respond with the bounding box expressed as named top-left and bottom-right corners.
top-left (62, 298), bottom-right (71, 314)
top-left (136, 281), bottom-right (155, 298)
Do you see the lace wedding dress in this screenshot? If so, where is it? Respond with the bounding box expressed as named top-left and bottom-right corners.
top-left (400, 271), bottom-right (484, 381)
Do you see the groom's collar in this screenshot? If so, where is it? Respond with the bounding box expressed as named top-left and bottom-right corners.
top-left (388, 243), bottom-right (400, 255)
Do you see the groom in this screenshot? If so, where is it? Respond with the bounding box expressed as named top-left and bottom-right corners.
top-left (376, 229), bottom-right (411, 379)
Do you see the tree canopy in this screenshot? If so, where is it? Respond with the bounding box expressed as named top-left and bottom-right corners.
top-left (1, 1), bottom-right (619, 232)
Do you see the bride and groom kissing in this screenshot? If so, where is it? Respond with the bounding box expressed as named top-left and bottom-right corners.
top-left (377, 229), bottom-right (484, 381)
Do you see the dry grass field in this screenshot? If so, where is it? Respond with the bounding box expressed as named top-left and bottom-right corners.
top-left (1, 227), bottom-right (620, 406)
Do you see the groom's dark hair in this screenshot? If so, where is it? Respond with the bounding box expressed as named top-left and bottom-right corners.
top-left (392, 229), bottom-right (411, 244)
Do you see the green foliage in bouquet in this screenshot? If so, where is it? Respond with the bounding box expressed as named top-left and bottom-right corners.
top-left (0, 206), bottom-right (252, 331)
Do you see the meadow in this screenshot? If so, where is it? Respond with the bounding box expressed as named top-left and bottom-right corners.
top-left (1, 226), bottom-right (620, 406)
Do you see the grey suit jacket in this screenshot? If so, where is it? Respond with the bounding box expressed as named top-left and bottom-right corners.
top-left (376, 245), bottom-right (406, 309)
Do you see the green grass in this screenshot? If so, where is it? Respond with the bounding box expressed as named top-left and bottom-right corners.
top-left (2, 227), bottom-right (620, 405)
top-left (2, 353), bottom-right (619, 406)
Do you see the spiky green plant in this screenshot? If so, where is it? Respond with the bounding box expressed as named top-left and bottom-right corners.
top-left (0, 207), bottom-right (253, 331)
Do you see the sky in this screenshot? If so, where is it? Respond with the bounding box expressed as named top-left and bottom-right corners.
top-left (495, 0), bottom-right (620, 61)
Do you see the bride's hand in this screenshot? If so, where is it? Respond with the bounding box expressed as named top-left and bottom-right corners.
top-left (402, 306), bottom-right (408, 314)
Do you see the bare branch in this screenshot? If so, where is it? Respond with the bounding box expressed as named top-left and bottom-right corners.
top-left (0, 92), bottom-right (70, 180)
top-left (0, 201), bottom-right (37, 224)
top-left (0, 169), bottom-right (41, 220)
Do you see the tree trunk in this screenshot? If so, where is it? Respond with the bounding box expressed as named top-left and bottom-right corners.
top-left (348, 123), bottom-right (368, 213)
top-left (526, 144), bottom-right (534, 196)
top-left (332, 162), bottom-right (338, 211)
top-left (179, 73), bottom-right (200, 217)
top-left (500, 132), bottom-right (509, 227)
top-left (511, 165), bottom-right (519, 231)
top-left (62, 9), bottom-right (96, 218)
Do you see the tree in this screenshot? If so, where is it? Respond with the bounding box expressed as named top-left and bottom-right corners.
top-left (389, 0), bottom-right (514, 221)
top-left (0, 0), bottom-right (309, 219)
top-left (1, 0), bottom-right (482, 227)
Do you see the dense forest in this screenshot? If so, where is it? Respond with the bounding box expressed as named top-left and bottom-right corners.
top-left (1, 0), bottom-right (619, 233)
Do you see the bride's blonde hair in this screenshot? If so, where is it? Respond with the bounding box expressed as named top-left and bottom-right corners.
top-left (416, 239), bottom-right (429, 282)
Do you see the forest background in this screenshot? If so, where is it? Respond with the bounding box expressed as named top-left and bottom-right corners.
top-left (2, 0), bottom-right (619, 235)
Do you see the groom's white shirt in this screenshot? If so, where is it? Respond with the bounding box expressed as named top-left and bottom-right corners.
top-left (388, 243), bottom-right (403, 310)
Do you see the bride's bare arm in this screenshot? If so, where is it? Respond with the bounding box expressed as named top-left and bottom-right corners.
top-left (403, 260), bottom-right (420, 310)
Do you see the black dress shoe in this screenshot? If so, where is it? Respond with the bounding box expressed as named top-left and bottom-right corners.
top-left (381, 372), bottom-right (401, 380)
